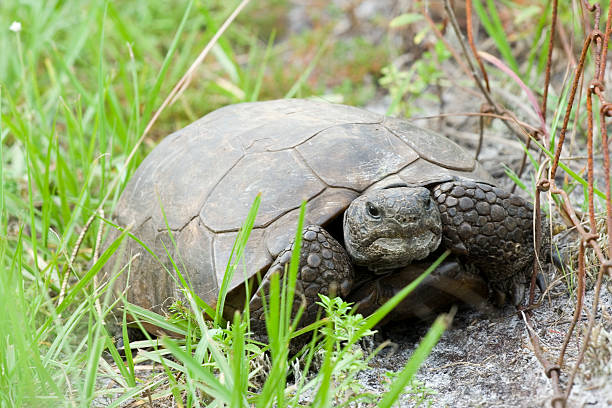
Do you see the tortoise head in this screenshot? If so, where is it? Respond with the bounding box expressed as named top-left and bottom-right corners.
top-left (343, 186), bottom-right (442, 272)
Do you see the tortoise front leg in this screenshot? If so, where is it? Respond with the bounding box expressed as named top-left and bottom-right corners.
top-left (432, 180), bottom-right (548, 305)
top-left (249, 225), bottom-right (354, 336)
top-left (348, 260), bottom-right (488, 325)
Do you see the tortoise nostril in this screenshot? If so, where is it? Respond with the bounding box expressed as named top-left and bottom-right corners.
top-left (427, 196), bottom-right (435, 210)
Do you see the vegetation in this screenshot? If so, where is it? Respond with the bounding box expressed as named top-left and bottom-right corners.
top-left (1, 0), bottom-right (610, 406)
top-left (0, 1), bottom-right (450, 406)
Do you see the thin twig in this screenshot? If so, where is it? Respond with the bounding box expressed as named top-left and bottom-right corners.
top-left (541, 0), bottom-right (559, 124)
top-left (521, 311), bottom-right (564, 408)
top-left (465, 0), bottom-right (490, 92)
top-left (443, 0), bottom-right (495, 108)
top-left (421, 6), bottom-right (472, 80)
top-left (169, 0), bottom-right (252, 105)
top-left (550, 34), bottom-right (593, 181)
top-left (410, 111), bottom-right (541, 134)
top-left (94, 0), bottom-right (251, 223)
top-left (443, 0), bottom-right (538, 149)
top-left (475, 114), bottom-right (484, 160)
top-left (93, 209), bottom-right (105, 317)
top-left (57, 210), bottom-right (98, 306)
top-left (558, 239), bottom-right (585, 368)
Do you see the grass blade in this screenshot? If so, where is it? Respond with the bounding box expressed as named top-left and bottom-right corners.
top-left (472, 0), bottom-right (519, 73)
top-left (216, 193), bottom-right (261, 325)
top-left (161, 337), bottom-right (233, 403)
top-left (378, 310), bottom-right (455, 408)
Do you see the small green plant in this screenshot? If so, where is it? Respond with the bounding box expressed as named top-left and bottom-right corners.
top-left (114, 198), bottom-right (452, 406)
top-left (379, 36), bottom-right (451, 116)
top-left (384, 373), bottom-right (436, 408)
top-left (1, 0), bottom-right (481, 405)
top-left (317, 294), bottom-right (376, 345)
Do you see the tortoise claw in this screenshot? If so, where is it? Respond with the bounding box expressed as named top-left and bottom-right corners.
top-left (550, 252), bottom-right (565, 271)
top-left (504, 273), bottom-right (546, 307)
top-left (350, 284), bottom-right (380, 317)
top-left (536, 272), bottom-right (546, 293)
top-left (511, 281), bottom-right (526, 306)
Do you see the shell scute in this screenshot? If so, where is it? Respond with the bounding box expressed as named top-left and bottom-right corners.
top-left (297, 123), bottom-right (419, 190)
top-left (201, 150), bottom-right (325, 232)
top-left (109, 99), bottom-right (486, 314)
top-left (384, 117), bottom-right (476, 171)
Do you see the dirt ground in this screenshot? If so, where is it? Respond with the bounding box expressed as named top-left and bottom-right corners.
top-left (285, 1), bottom-right (612, 406)
top-left (360, 75), bottom-right (612, 408)
top-left (359, 286), bottom-right (612, 407)
top-left (360, 78), bottom-right (612, 408)
top-left (100, 2), bottom-right (612, 406)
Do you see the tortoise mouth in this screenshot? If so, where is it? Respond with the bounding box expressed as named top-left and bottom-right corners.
top-left (369, 230), bottom-right (440, 273)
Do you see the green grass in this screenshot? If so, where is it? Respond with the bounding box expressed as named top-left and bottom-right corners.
top-left (0, 1), bottom-right (447, 406)
top-left (2, 0), bottom-right (605, 406)
top-left (472, 0), bottom-right (519, 74)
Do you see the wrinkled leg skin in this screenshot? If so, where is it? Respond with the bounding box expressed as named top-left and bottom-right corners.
top-left (249, 225), bottom-right (354, 337)
top-left (348, 260), bottom-right (489, 325)
top-left (432, 179), bottom-right (550, 305)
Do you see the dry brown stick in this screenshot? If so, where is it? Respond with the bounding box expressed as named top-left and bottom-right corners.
top-left (465, 0), bottom-right (490, 92)
top-left (443, 0), bottom-right (495, 109)
top-left (556, 12), bottom-right (578, 68)
top-left (157, 0), bottom-right (252, 122)
top-left (475, 114), bottom-right (484, 160)
top-left (442, 0), bottom-right (538, 150)
top-left (601, 104), bottom-right (612, 277)
top-left (582, 1), bottom-right (602, 77)
top-left (596, 0), bottom-right (612, 269)
top-left (529, 179), bottom-right (544, 306)
top-left (597, 4), bottom-right (612, 84)
top-left (550, 34), bottom-right (592, 181)
top-left (565, 60), bottom-right (586, 187)
top-left (421, 7), bottom-right (473, 80)
top-left (585, 86), bottom-right (597, 233)
top-left (557, 239), bottom-right (585, 367)
top-left (541, 0), bottom-right (559, 124)
top-left (522, 311), bottom-right (565, 408)
top-left (599, 101), bottom-right (612, 276)
top-left (169, 0), bottom-right (251, 105)
top-left (565, 260), bottom-right (609, 399)
top-left (410, 111), bottom-right (541, 134)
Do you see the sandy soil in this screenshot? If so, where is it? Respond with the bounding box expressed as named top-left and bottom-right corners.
top-left (286, 1), bottom-right (612, 406)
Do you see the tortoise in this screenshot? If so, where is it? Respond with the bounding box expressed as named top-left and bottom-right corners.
top-left (105, 98), bottom-right (543, 334)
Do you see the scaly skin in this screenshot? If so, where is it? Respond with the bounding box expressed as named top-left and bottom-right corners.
top-left (343, 187), bottom-right (442, 271)
top-left (249, 180), bottom-right (547, 336)
top-left (348, 260), bottom-right (488, 325)
top-left (432, 180), bottom-right (549, 304)
top-left (249, 225), bottom-right (354, 334)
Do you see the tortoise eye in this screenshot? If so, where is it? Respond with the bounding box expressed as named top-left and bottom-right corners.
top-left (366, 202), bottom-right (381, 219)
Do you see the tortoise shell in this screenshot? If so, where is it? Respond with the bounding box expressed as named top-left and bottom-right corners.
top-left (108, 98), bottom-right (491, 314)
